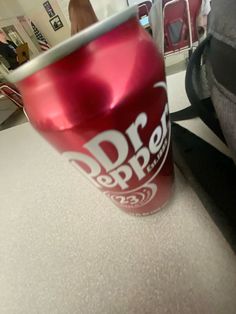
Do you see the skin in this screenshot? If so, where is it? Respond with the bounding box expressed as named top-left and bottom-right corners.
top-left (0, 31), bottom-right (7, 43)
top-left (69, 0), bottom-right (98, 35)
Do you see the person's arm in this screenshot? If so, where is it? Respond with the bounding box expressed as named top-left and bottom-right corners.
top-left (69, 0), bottom-right (98, 35)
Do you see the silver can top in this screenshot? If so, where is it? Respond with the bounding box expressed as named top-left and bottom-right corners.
top-left (8, 6), bottom-right (137, 83)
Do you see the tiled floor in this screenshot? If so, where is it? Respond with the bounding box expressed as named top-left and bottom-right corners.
top-left (0, 109), bottom-right (27, 131)
top-left (166, 59), bottom-right (187, 76)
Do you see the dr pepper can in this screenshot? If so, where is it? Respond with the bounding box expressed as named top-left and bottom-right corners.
top-left (9, 7), bottom-right (174, 215)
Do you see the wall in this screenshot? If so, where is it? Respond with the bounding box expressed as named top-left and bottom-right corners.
top-left (0, 0), bottom-right (42, 57)
top-left (0, 0), bottom-right (70, 46)
top-left (17, 0), bottom-right (70, 46)
top-left (0, 16), bottom-right (40, 58)
top-left (0, 0), bottom-right (24, 19)
top-left (90, 0), bottom-right (128, 20)
top-left (0, 0), bottom-right (128, 46)
top-left (57, 0), bottom-right (70, 24)
top-left (0, 0), bottom-right (71, 46)
top-left (57, 0), bottom-right (128, 23)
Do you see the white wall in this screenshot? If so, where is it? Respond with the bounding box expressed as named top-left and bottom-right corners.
top-left (0, 16), bottom-right (40, 58)
top-left (17, 0), bottom-right (70, 46)
top-left (57, 0), bottom-right (128, 22)
top-left (0, 0), bottom-right (128, 46)
top-left (90, 0), bottom-right (128, 20)
top-left (0, 0), bottom-right (70, 46)
top-left (0, 0), bottom-right (24, 19)
top-left (57, 0), bottom-right (70, 24)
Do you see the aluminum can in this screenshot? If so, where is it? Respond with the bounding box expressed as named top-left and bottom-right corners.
top-left (9, 7), bottom-right (174, 215)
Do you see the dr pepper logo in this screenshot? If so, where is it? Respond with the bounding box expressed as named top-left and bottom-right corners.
top-left (63, 82), bottom-right (170, 208)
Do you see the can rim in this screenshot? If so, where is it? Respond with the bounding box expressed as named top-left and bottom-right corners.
top-left (8, 6), bottom-right (137, 84)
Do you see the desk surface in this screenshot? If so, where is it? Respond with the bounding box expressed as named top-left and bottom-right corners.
top-left (0, 72), bottom-right (235, 314)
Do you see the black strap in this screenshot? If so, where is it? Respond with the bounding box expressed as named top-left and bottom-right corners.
top-left (209, 37), bottom-right (236, 97)
top-left (185, 36), bottom-right (226, 143)
top-left (170, 106), bottom-right (198, 122)
top-left (172, 123), bottom-right (236, 252)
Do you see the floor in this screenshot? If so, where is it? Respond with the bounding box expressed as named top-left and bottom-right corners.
top-left (166, 59), bottom-right (187, 76)
top-left (0, 108), bottom-right (27, 131)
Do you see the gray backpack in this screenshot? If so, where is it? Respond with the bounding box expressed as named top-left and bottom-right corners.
top-left (171, 0), bottom-right (236, 251)
top-left (205, 0), bottom-right (236, 162)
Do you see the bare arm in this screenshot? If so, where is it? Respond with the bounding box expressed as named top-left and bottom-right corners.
top-left (69, 0), bottom-right (98, 35)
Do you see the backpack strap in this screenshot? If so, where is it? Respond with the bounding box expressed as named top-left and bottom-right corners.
top-left (172, 123), bottom-right (236, 252)
top-left (209, 37), bottom-right (236, 97)
top-left (185, 36), bottom-right (226, 142)
top-left (171, 36), bottom-right (226, 143)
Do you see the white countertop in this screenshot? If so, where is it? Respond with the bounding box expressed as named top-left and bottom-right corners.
top-left (0, 72), bottom-right (235, 314)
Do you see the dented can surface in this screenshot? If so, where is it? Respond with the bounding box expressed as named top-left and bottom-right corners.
top-left (9, 7), bottom-right (174, 215)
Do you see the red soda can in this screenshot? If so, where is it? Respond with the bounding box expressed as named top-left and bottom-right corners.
top-left (9, 7), bottom-right (174, 215)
